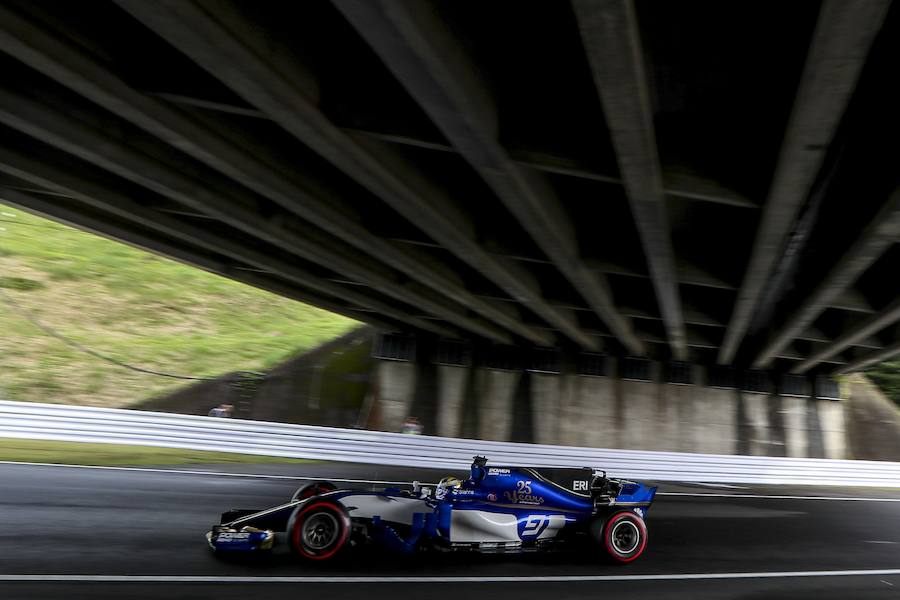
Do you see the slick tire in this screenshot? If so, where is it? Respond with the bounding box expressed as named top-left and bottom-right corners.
top-left (598, 511), bottom-right (648, 564)
top-left (291, 481), bottom-right (337, 502)
top-left (287, 500), bottom-right (350, 561)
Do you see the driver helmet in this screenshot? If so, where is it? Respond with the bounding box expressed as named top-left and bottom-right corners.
top-left (435, 476), bottom-right (462, 500)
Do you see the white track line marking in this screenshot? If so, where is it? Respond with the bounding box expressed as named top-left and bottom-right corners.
top-left (0, 460), bottom-right (417, 486)
top-left (2, 461), bottom-right (900, 502)
top-left (694, 483), bottom-right (748, 489)
top-left (2, 569), bottom-right (900, 583)
top-left (656, 492), bottom-right (900, 502)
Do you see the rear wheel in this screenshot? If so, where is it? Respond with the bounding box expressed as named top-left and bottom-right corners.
top-left (291, 481), bottom-right (336, 502)
top-left (600, 511), bottom-right (648, 563)
top-left (287, 500), bottom-right (350, 561)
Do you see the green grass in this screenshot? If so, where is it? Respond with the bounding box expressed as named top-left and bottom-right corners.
top-left (867, 360), bottom-right (900, 409)
top-left (0, 438), bottom-right (310, 466)
top-left (0, 204), bottom-right (358, 407)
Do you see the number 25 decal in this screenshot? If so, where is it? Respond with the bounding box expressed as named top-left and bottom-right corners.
top-left (516, 480), bottom-right (532, 494)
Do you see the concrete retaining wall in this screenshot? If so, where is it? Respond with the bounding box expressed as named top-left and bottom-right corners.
top-left (374, 362), bottom-right (848, 459)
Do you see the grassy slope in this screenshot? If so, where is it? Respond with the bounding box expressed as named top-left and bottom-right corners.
top-left (0, 204), bottom-right (357, 407)
top-left (0, 438), bottom-right (310, 466)
top-left (867, 361), bottom-right (900, 408)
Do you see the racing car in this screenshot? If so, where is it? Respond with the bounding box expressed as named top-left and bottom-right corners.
top-left (207, 456), bottom-right (657, 563)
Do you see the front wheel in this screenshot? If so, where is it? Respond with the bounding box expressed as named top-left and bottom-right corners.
top-left (287, 500), bottom-right (350, 561)
top-left (599, 511), bottom-right (648, 563)
top-left (291, 481), bottom-right (336, 502)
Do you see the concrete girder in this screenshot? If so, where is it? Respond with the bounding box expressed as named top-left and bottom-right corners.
top-left (489, 293), bottom-right (722, 329)
top-left (583, 256), bottom-right (736, 290)
top-left (829, 289), bottom-right (877, 313)
top-left (1, 188), bottom-right (410, 334)
top-left (353, 135), bottom-right (590, 348)
top-left (717, 0), bottom-right (891, 364)
top-left (348, 129), bottom-right (758, 209)
top-left (624, 304), bottom-right (724, 329)
top-left (629, 330), bottom-right (717, 351)
top-left (833, 339), bottom-right (900, 375)
top-left (0, 88), bottom-right (512, 343)
top-left (147, 92), bottom-right (758, 209)
top-left (0, 4), bottom-right (540, 346)
top-left (755, 186), bottom-right (900, 368)
top-left (793, 296), bottom-right (900, 374)
top-left (797, 326), bottom-right (832, 343)
top-left (772, 342), bottom-right (846, 365)
top-left (333, 0), bottom-right (646, 356)
top-left (108, 0), bottom-right (559, 348)
top-left (573, 0), bottom-right (687, 360)
top-left (400, 236), bottom-right (737, 291)
top-left (856, 337), bottom-right (888, 350)
top-left (0, 148), bottom-right (458, 338)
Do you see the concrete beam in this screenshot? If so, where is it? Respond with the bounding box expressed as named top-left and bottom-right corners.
top-left (797, 326), bottom-right (831, 343)
top-left (416, 238), bottom-right (736, 291)
top-left (351, 128), bottom-right (759, 209)
top-left (675, 261), bottom-right (738, 290)
top-left (829, 289), bottom-right (877, 313)
top-left (619, 303), bottom-right (724, 328)
top-left (0, 148), bottom-right (458, 338)
top-left (110, 0), bottom-right (563, 348)
top-left (793, 296), bottom-right (900, 374)
top-left (2, 188), bottom-right (410, 334)
top-left (658, 166), bottom-right (758, 209)
top-left (146, 92), bottom-right (758, 210)
top-left (334, 0), bottom-right (645, 356)
top-left (833, 340), bottom-right (900, 375)
top-left (585, 256), bottom-right (738, 290)
top-left (718, 0), bottom-right (891, 364)
top-left (360, 136), bottom-right (591, 348)
top-left (856, 337), bottom-right (887, 350)
top-left (0, 88), bottom-right (511, 343)
top-left (755, 186), bottom-right (900, 367)
top-left (573, 0), bottom-right (687, 360)
top-left (0, 3), bottom-right (535, 346)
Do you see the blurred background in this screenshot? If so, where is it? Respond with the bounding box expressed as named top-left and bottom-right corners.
top-left (3, 191), bottom-right (900, 460)
top-left (0, 0), bottom-right (898, 597)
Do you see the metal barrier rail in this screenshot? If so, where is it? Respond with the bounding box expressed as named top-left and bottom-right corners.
top-left (1, 400), bottom-right (899, 487)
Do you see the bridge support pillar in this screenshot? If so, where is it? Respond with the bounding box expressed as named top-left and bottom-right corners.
top-left (477, 370), bottom-right (517, 441)
top-left (781, 395), bottom-right (810, 458)
top-left (409, 338), bottom-right (438, 435)
top-left (531, 371), bottom-right (564, 445)
top-left (368, 334), bottom-right (847, 457)
top-left (435, 365), bottom-right (468, 438)
top-left (510, 370), bottom-right (535, 443)
top-left (373, 360), bottom-right (416, 433)
top-left (818, 397), bottom-right (847, 459)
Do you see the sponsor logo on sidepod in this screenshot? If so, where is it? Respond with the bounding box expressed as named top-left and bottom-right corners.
top-left (505, 480), bottom-right (544, 505)
top-left (216, 532), bottom-right (251, 541)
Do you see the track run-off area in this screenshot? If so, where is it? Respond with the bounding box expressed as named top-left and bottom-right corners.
top-left (1, 461), bottom-right (899, 599)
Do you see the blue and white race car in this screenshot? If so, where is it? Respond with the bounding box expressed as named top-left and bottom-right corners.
top-left (208, 456), bottom-right (657, 563)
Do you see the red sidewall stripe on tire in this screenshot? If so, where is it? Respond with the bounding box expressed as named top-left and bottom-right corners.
top-left (296, 482), bottom-right (336, 501)
top-left (291, 501), bottom-right (350, 561)
top-left (604, 512), bottom-right (648, 564)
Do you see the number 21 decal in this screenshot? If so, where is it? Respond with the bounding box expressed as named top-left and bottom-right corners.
top-left (521, 514), bottom-right (565, 538)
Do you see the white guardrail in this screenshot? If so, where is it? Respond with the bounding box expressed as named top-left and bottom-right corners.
top-left (1, 400), bottom-right (899, 487)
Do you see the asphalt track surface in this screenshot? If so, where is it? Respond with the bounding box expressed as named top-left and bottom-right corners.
top-left (1, 461), bottom-right (900, 599)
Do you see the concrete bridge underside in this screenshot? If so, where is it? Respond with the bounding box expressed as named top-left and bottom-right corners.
top-left (0, 0), bottom-right (897, 384)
